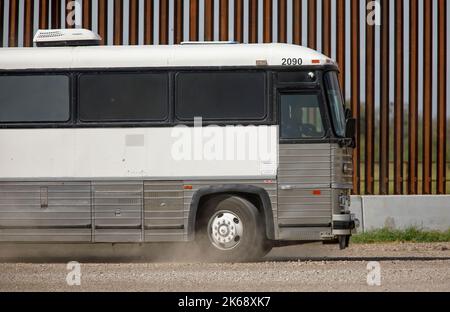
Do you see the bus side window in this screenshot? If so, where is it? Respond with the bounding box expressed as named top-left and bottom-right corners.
top-left (175, 71), bottom-right (266, 121)
top-left (280, 93), bottom-right (325, 140)
top-left (78, 72), bottom-right (169, 122)
top-left (0, 75), bottom-right (70, 123)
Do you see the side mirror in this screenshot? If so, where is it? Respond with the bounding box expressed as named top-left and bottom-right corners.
top-left (345, 118), bottom-right (356, 139)
top-left (344, 108), bottom-right (352, 120)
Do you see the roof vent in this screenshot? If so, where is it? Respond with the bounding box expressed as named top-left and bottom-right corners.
top-left (33, 28), bottom-right (102, 47)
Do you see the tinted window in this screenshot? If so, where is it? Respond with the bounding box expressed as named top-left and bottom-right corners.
top-left (79, 73), bottom-right (168, 122)
top-left (324, 71), bottom-right (346, 137)
top-left (175, 71), bottom-right (266, 120)
top-left (0, 75), bottom-right (70, 122)
top-left (280, 93), bottom-right (325, 139)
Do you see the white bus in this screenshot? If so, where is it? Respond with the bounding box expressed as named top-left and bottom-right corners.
top-left (0, 29), bottom-right (356, 261)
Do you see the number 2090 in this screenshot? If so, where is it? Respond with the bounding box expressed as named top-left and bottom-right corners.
top-left (282, 58), bottom-right (303, 66)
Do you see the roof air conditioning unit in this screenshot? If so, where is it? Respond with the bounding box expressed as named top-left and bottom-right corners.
top-left (33, 29), bottom-right (102, 47)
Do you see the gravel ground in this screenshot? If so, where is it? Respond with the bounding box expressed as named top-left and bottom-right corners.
top-left (0, 242), bottom-right (449, 292)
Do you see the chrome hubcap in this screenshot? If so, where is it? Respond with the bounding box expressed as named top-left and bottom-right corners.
top-left (208, 211), bottom-right (244, 250)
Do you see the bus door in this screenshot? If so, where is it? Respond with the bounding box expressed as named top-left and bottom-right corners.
top-left (277, 90), bottom-right (333, 239)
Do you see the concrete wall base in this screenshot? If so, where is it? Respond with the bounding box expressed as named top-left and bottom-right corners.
top-left (349, 195), bottom-right (450, 233)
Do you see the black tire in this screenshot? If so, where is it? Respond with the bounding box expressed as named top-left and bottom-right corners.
top-left (339, 235), bottom-right (350, 250)
top-left (196, 195), bottom-right (268, 262)
top-left (345, 235), bottom-right (350, 248)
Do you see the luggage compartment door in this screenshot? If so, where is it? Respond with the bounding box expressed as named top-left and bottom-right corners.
top-left (93, 181), bottom-right (143, 242)
top-left (0, 182), bottom-right (91, 242)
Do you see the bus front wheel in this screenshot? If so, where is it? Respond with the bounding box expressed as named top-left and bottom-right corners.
top-left (196, 195), bottom-right (269, 262)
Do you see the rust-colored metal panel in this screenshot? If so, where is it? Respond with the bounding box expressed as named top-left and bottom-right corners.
top-left (394, 0), bottom-right (404, 195)
top-left (129, 0), bottom-right (139, 45)
top-left (220, 0), bottom-right (229, 41)
top-left (308, 0), bottom-right (316, 49)
top-left (51, 0), bottom-right (61, 29)
top-left (365, 0), bottom-right (375, 195)
top-left (114, 0), bottom-right (123, 45)
top-left (379, 0), bottom-right (389, 195)
top-left (322, 0), bottom-right (331, 56)
top-left (422, 0), bottom-right (432, 194)
top-left (98, 0), bottom-right (108, 45)
top-left (190, 0), bottom-right (198, 41)
top-left (8, 0), bottom-right (18, 47)
top-left (263, 0), bottom-right (272, 43)
top-left (235, 0), bottom-right (244, 43)
top-left (292, 0), bottom-right (301, 45)
top-left (408, 0), bottom-right (418, 194)
top-left (144, 0), bottom-right (153, 45)
top-left (249, 0), bottom-right (258, 43)
top-left (24, 0), bottom-right (34, 47)
top-left (39, 0), bottom-right (49, 29)
top-left (278, 0), bottom-right (286, 43)
top-left (204, 0), bottom-right (214, 41)
top-left (350, 0), bottom-right (360, 194)
top-left (336, 0), bottom-right (345, 92)
top-left (159, 0), bottom-right (169, 44)
top-left (174, 0), bottom-right (183, 44)
top-left (204, 1), bottom-right (214, 41)
top-left (82, 0), bottom-right (92, 29)
top-left (437, 0), bottom-right (447, 194)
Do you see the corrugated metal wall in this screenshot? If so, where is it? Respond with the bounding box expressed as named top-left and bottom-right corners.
top-left (0, 0), bottom-right (449, 195)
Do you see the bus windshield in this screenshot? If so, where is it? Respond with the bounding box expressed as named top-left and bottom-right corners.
top-left (324, 72), bottom-right (346, 137)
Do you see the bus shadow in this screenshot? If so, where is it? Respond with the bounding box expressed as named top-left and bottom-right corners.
top-left (1, 243), bottom-right (449, 263)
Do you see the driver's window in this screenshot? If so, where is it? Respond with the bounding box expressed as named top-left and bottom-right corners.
top-left (280, 93), bottom-right (325, 139)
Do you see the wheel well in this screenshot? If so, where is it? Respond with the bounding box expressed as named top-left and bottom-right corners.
top-left (195, 192), bottom-right (268, 238)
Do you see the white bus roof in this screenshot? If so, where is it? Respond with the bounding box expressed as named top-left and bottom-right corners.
top-left (0, 43), bottom-right (335, 70)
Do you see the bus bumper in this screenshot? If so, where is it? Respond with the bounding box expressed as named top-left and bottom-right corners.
top-left (332, 213), bottom-right (358, 236)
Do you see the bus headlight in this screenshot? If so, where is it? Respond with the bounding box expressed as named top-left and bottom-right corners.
top-left (338, 193), bottom-right (351, 209)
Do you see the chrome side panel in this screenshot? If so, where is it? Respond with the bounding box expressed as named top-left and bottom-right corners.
top-left (93, 181), bottom-right (143, 242)
top-left (331, 144), bottom-right (353, 188)
top-left (278, 144), bottom-right (331, 187)
top-left (0, 179), bottom-right (278, 242)
top-left (331, 144), bottom-right (353, 217)
top-left (144, 181), bottom-right (184, 242)
top-left (0, 162), bottom-right (352, 243)
top-left (277, 144), bottom-right (333, 240)
top-left (277, 227), bottom-right (332, 241)
top-left (0, 182), bottom-right (91, 242)
top-left (277, 143), bottom-right (354, 241)
top-left (277, 188), bottom-right (332, 226)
